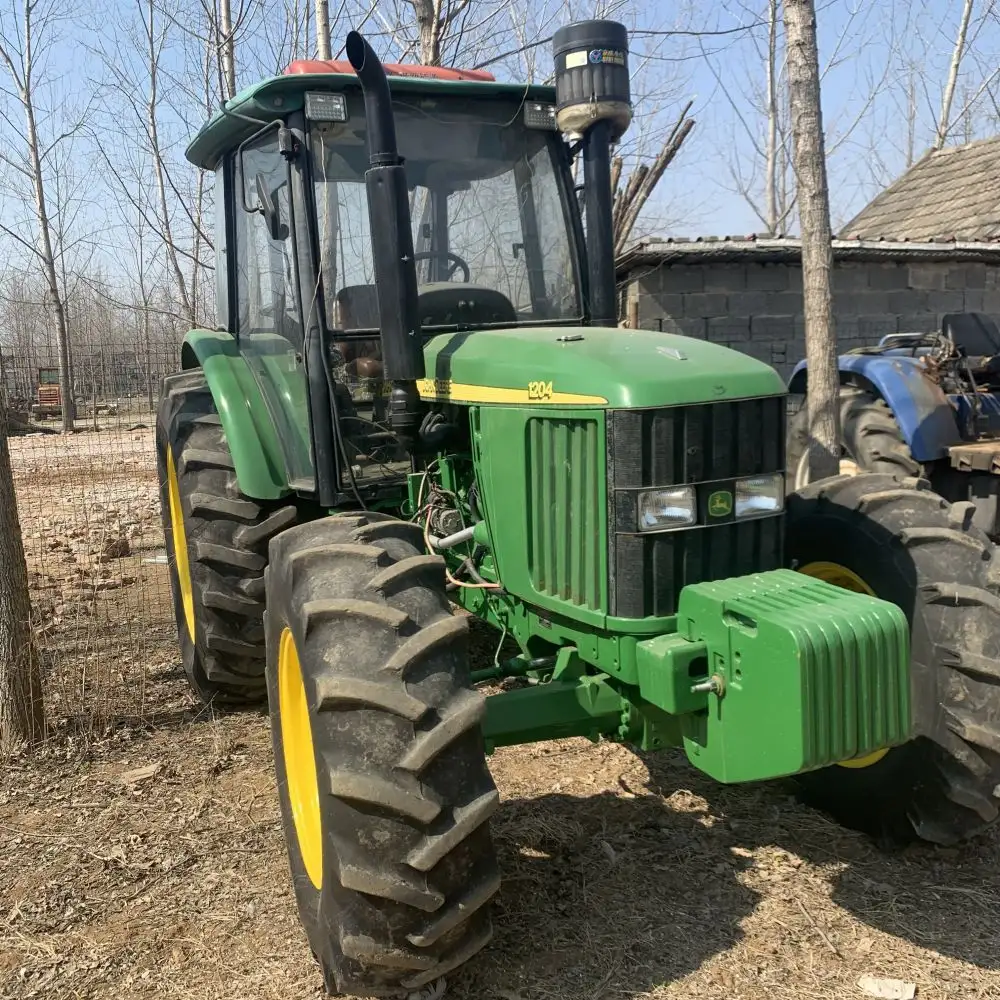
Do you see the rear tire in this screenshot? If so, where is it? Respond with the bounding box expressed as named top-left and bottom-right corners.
top-left (787, 388), bottom-right (923, 488)
top-left (265, 513), bottom-right (500, 996)
top-left (786, 473), bottom-right (1000, 845)
top-left (156, 370), bottom-right (300, 706)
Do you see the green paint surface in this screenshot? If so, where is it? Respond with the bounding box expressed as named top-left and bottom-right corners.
top-left (472, 404), bottom-right (608, 629)
top-left (182, 329), bottom-right (292, 499)
top-left (665, 568), bottom-right (911, 782)
top-left (423, 327), bottom-right (786, 409)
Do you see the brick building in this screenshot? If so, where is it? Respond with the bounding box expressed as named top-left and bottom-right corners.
top-left (616, 135), bottom-right (1000, 382)
top-left (617, 238), bottom-right (1000, 382)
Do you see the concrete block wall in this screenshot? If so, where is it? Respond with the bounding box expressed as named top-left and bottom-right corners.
top-left (627, 259), bottom-right (1000, 382)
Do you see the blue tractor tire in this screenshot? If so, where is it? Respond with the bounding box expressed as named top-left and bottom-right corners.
top-left (787, 387), bottom-right (923, 489)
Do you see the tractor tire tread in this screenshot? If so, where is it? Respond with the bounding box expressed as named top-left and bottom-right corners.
top-left (155, 368), bottom-right (303, 705)
top-left (265, 514), bottom-right (499, 995)
top-left (787, 388), bottom-right (923, 486)
top-left (788, 472), bottom-right (1000, 845)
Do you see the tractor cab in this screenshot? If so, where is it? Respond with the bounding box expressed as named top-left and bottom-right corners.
top-left (191, 49), bottom-right (595, 500)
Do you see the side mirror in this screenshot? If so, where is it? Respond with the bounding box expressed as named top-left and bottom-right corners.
top-left (255, 174), bottom-right (289, 241)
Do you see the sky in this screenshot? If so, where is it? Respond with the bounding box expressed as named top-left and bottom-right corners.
top-left (2, 0), bottom-right (999, 293)
top-left (643, 0), bottom-right (1000, 237)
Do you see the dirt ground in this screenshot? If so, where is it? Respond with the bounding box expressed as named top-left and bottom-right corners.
top-left (2, 427), bottom-right (1000, 1000)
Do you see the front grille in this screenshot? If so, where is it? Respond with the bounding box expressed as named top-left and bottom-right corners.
top-left (526, 416), bottom-right (603, 609)
top-left (609, 396), bottom-right (786, 618)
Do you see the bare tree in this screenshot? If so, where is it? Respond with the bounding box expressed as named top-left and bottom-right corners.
top-left (0, 0), bottom-right (85, 432)
top-left (218, 0), bottom-right (236, 96)
top-left (96, 0), bottom-right (212, 329)
top-left (0, 405), bottom-right (44, 751)
top-left (784, 0), bottom-right (839, 481)
top-left (935, 0), bottom-right (975, 149)
top-left (764, 0), bottom-right (780, 234)
top-left (315, 0), bottom-right (331, 59)
top-left (703, 0), bottom-right (900, 235)
top-left (612, 102), bottom-right (695, 254)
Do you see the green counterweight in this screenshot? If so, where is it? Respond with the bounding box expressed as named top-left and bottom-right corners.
top-left (480, 569), bottom-right (911, 783)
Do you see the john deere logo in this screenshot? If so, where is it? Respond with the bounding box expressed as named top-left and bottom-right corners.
top-left (708, 490), bottom-right (733, 518)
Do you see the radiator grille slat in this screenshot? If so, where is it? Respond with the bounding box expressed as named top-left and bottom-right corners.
top-left (527, 417), bottom-right (602, 609)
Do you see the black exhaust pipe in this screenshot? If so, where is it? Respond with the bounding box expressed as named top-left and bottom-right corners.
top-left (345, 31), bottom-right (424, 449)
top-left (581, 121), bottom-right (616, 327)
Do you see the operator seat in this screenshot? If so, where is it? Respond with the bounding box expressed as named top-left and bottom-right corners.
top-left (941, 312), bottom-right (1000, 358)
top-left (331, 281), bottom-right (519, 382)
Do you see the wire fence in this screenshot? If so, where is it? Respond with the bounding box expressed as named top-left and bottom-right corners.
top-left (3, 343), bottom-right (181, 733)
top-left (3, 332), bottom-right (798, 735)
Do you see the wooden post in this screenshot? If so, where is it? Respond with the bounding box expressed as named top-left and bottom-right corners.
top-left (0, 403), bottom-right (44, 750)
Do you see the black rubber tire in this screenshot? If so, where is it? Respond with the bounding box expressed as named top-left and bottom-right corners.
top-left (787, 388), bottom-right (923, 487)
top-left (155, 370), bottom-right (299, 706)
top-left (786, 472), bottom-right (1000, 845)
top-left (265, 512), bottom-right (501, 997)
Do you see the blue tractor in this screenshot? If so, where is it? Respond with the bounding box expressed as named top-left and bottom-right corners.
top-left (787, 312), bottom-right (1000, 542)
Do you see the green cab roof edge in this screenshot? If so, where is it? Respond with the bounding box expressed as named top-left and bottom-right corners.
top-left (185, 71), bottom-right (557, 170)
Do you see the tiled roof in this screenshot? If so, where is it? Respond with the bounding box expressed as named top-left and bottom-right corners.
top-left (616, 234), bottom-right (1000, 273)
top-left (840, 136), bottom-right (1000, 241)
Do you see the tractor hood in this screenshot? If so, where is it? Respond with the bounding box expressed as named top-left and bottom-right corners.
top-left (417, 325), bottom-right (785, 408)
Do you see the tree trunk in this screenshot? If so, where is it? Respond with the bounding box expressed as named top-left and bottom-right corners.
top-left (0, 406), bottom-right (44, 751)
top-left (219, 0), bottom-right (236, 98)
top-left (612, 109), bottom-right (695, 256)
top-left (315, 0), bottom-right (331, 60)
top-left (765, 0), bottom-right (780, 235)
top-left (783, 0), bottom-right (840, 482)
top-left (18, 20), bottom-right (74, 432)
top-left (145, 0), bottom-right (195, 328)
top-left (935, 0), bottom-right (974, 150)
top-left (411, 0), bottom-right (441, 65)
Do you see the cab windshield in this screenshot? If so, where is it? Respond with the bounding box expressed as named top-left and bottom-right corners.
top-left (310, 92), bottom-right (582, 333)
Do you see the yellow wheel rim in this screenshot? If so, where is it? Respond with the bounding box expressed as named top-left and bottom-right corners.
top-left (166, 446), bottom-right (195, 642)
top-left (836, 748), bottom-right (890, 768)
top-left (798, 560), bottom-right (876, 596)
top-left (798, 560), bottom-right (890, 769)
top-left (278, 627), bottom-right (323, 889)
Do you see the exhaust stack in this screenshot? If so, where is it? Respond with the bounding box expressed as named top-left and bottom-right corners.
top-left (552, 21), bottom-right (633, 328)
top-left (345, 31), bottom-right (424, 449)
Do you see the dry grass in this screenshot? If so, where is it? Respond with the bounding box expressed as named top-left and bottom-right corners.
top-left (2, 426), bottom-right (999, 1000)
top-left (3, 654), bottom-right (999, 1000)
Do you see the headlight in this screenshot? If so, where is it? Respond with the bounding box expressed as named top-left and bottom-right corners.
top-left (638, 487), bottom-right (696, 532)
top-left (735, 474), bottom-right (784, 518)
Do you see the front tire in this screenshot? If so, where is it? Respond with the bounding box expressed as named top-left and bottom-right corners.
top-left (265, 513), bottom-right (501, 996)
top-left (786, 473), bottom-right (1000, 845)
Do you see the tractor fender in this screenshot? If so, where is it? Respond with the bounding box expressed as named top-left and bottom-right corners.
top-left (787, 354), bottom-right (961, 462)
top-left (180, 329), bottom-right (291, 499)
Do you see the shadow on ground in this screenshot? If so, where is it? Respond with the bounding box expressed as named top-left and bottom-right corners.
top-left (637, 752), bottom-right (1000, 975)
top-left (455, 746), bottom-right (999, 999)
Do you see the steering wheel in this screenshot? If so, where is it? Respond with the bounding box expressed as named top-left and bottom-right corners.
top-left (412, 251), bottom-right (471, 283)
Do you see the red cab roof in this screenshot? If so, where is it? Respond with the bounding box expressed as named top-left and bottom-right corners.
top-left (283, 60), bottom-right (495, 82)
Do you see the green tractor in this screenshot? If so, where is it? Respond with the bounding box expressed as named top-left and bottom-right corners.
top-left (155, 20), bottom-right (1000, 996)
